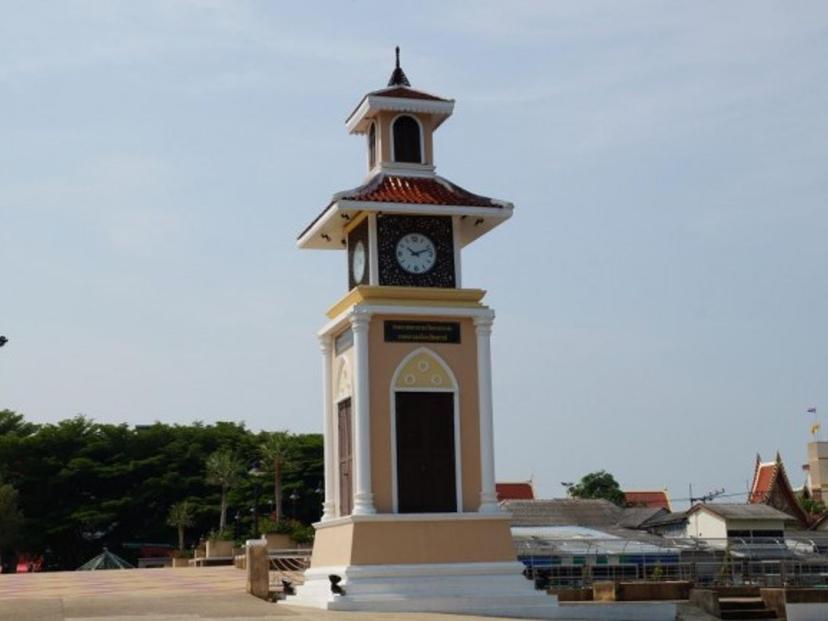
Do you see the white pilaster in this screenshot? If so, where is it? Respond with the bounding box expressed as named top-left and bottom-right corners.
top-left (475, 315), bottom-right (500, 513)
top-left (319, 335), bottom-right (335, 521)
top-left (351, 310), bottom-right (376, 515)
top-left (368, 214), bottom-right (379, 286)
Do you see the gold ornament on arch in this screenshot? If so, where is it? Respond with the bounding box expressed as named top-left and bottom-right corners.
top-left (393, 350), bottom-right (455, 390)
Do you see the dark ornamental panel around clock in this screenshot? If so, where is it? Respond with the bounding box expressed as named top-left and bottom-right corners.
top-left (377, 214), bottom-right (456, 288)
top-left (347, 218), bottom-right (370, 290)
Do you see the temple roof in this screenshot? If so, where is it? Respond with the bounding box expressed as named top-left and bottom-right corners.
top-left (624, 490), bottom-right (672, 511)
top-left (748, 453), bottom-right (811, 527)
top-left (496, 481), bottom-right (535, 501)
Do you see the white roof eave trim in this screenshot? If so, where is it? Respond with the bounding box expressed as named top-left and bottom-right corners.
top-left (346, 96), bottom-right (456, 134)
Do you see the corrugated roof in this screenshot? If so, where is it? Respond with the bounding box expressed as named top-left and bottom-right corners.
top-left (503, 498), bottom-right (623, 528)
top-left (689, 502), bottom-right (795, 521)
top-left (617, 507), bottom-right (667, 529)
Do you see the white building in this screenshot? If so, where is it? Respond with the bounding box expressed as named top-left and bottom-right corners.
top-left (685, 503), bottom-right (793, 541)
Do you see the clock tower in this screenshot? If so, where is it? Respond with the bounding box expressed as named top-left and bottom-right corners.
top-left (289, 50), bottom-right (558, 617)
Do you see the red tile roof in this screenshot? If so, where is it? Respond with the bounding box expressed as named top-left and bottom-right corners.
top-left (338, 174), bottom-right (499, 208)
top-left (748, 453), bottom-right (812, 527)
top-left (624, 491), bottom-right (671, 511)
top-left (496, 482), bottom-right (535, 501)
top-left (750, 463), bottom-right (777, 503)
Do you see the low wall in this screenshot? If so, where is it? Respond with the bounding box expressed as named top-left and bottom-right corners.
top-left (784, 589), bottom-right (828, 604)
top-left (688, 589), bottom-right (720, 618)
top-left (712, 585), bottom-right (761, 598)
top-left (550, 587), bottom-right (593, 602)
top-left (553, 602), bottom-right (677, 621)
top-left (592, 581), bottom-right (615, 602)
top-left (594, 581), bottom-right (691, 602)
top-left (618, 581), bottom-right (691, 601)
top-left (761, 588), bottom-right (828, 621)
top-left (264, 533), bottom-right (293, 549)
top-left (206, 540), bottom-right (234, 558)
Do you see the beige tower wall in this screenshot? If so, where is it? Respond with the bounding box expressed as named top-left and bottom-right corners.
top-left (376, 111), bottom-right (435, 166)
top-left (808, 442), bottom-right (828, 501)
top-left (310, 516), bottom-right (515, 567)
top-left (368, 314), bottom-right (481, 513)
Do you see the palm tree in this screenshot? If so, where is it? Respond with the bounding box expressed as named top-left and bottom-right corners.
top-left (205, 450), bottom-right (242, 532)
top-left (259, 431), bottom-right (293, 523)
top-left (166, 501), bottom-right (194, 551)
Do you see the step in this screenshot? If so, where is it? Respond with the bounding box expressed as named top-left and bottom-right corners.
top-left (720, 598), bottom-right (769, 611)
top-left (720, 609), bottom-right (776, 620)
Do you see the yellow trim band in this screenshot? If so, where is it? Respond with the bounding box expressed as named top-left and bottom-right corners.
top-left (326, 286), bottom-right (487, 319)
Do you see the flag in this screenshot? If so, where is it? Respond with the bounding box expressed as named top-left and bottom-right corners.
top-left (808, 407), bottom-right (817, 413)
top-left (812, 423), bottom-right (821, 436)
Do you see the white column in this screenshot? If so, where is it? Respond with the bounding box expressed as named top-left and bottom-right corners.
top-left (475, 314), bottom-right (500, 512)
top-left (319, 335), bottom-right (335, 522)
top-left (351, 310), bottom-right (376, 515)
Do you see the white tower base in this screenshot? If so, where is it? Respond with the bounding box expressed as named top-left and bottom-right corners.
top-left (286, 561), bottom-right (560, 618)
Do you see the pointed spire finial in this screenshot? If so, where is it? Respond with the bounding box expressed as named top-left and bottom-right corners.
top-left (387, 45), bottom-right (410, 87)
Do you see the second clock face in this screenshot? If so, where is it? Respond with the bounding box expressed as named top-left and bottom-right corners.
top-left (352, 241), bottom-right (366, 282)
top-left (395, 233), bottom-right (436, 274)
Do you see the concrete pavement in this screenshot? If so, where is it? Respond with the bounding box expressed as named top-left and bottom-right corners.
top-left (0, 567), bottom-right (559, 621)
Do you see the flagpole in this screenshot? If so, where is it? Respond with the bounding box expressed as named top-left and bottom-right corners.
top-left (809, 407), bottom-right (820, 442)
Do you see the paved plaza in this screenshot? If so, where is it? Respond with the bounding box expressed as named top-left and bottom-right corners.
top-left (0, 567), bottom-right (576, 621)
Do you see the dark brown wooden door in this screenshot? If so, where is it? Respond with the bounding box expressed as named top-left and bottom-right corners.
top-left (395, 391), bottom-right (456, 513)
top-left (337, 398), bottom-right (353, 516)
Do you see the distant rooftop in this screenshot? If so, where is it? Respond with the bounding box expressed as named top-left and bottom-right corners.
top-left (688, 502), bottom-right (796, 521)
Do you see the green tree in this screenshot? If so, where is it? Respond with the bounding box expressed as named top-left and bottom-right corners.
top-left (0, 411), bottom-right (321, 569)
top-left (0, 409), bottom-right (38, 436)
top-left (205, 450), bottom-right (243, 532)
top-left (259, 431), bottom-right (293, 523)
top-left (567, 470), bottom-right (626, 507)
top-left (799, 491), bottom-right (826, 516)
top-left (0, 479), bottom-right (23, 571)
top-left (166, 501), bottom-right (195, 551)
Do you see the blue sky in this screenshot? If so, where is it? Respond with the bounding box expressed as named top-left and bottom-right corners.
top-left (1, 1), bottom-right (826, 507)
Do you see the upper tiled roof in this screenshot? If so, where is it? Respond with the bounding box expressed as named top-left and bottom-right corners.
top-left (625, 490), bottom-right (672, 511)
top-left (368, 86), bottom-right (448, 102)
top-left (496, 482), bottom-right (535, 501)
top-left (336, 174), bottom-right (499, 208)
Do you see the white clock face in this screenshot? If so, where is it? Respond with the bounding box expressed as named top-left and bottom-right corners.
top-left (395, 233), bottom-right (436, 274)
top-left (352, 241), bottom-right (366, 283)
